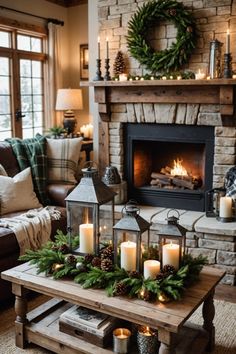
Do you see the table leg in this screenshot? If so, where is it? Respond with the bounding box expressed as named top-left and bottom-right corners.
top-left (202, 288), bottom-right (215, 352)
top-left (12, 283), bottom-right (28, 349)
top-left (158, 329), bottom-right (176, 354)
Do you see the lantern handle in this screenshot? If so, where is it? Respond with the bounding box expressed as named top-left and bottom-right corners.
top-left (122, 199), bottom-right (140, 216)
top-left (167, 209), bottom-right (180, 220)
top-left (82, 160), bottom-right (98, 171)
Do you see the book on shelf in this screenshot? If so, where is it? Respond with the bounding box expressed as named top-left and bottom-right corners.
top-left (59, 305), bottom-right (116, 335)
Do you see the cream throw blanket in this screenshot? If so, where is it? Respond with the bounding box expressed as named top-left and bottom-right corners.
top-left (0, 207), bottom-right (61, 255)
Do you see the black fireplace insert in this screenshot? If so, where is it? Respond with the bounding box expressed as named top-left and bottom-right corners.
top-left (124, 124), bottom-right (214, 211)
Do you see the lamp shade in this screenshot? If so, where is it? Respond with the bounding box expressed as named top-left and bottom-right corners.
top-left (55, 89), bottom-right (83, 111)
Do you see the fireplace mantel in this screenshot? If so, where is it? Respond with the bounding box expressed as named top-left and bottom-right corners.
top-left (82, 79), bottom-right (236, 120)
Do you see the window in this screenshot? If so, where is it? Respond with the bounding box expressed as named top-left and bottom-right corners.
top-left (0, 24), bottom-right (47, 139)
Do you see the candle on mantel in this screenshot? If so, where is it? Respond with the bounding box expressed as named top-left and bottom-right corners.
top-left (195, 69), bottom-right (206, 80)
top-left (219, 196), bottom-right (232, 218)
top-left (162, 242), bottom-right (180, 270)
top-left (106, 37), bottom-right (109, 59)
top-left (97, 36), bottom-right (100, 60)
top-left (226, 29), bottom-right (230, 54)
top-left (119, 73), bottom-right (128, 81)
top-left (120, 241), bottom-right (136, 271)
top-left (79, 223), bottom-right (94, 253)
top-left (144, 260), bottom-right (160, 279)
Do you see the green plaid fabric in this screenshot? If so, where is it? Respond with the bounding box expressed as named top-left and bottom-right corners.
top-left (6, 134), bottom-right (50, 206)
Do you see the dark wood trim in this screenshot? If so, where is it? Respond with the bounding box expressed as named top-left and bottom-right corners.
top-left (45, 0), bottom-right (87, 7)
top-left (0, 16), bottom-right (47, 35)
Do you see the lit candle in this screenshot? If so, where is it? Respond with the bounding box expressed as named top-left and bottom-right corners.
top-left (140, 77), bottom-right (144, 81)
top-left (195, 69), bottom-right (206, 80)
top-left (119, 73), bottom-right (128, 81)
top-left (207, 75), bottom-right (211, 80)
top-left (226, 29), bottom-right (230, 54)
top-left (79, 223), bottom-right (94, 253)
top-left (120, 241), bottom-right (136, 271)
top-left (144, 260), bottom-right (160, 279)
top-left (98, 36), bottom-right (100, 60)
top-left (140, 327), bottom-right (152, 336)
top-left (219, 196), bottom-right (232, 218)
top-left (113, 328), bottom-right (131, 353)
top-left (232, 74), bottom-right (236, 79)
top-left (177, 75), bottom-right (182, 80)
top-left (162, 76), bottom-right (167, 80)
top-left (87, 123), bottom-right (93, 139)
top-left (106, 37), bottom-right (109, 59)
top-left (162, 242), bottom-right (179, 270)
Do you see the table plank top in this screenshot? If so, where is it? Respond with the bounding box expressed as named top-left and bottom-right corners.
top-left (1, 263), bottom-right (225, 333)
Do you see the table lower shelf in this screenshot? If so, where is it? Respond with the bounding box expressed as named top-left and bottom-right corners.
top-left (22, 298), bottom-right (209, 354)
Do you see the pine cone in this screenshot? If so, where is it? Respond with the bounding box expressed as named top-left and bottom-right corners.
top-left (162, 264), bottom-right (176, 275)
top-left (128, 271), bottom-right (141, 279)
top-left (156, 272), bottom-right (166, 281)
top-left (84, 253), bottom-right (94, 264)
top-left (113, 50), bottom-right (126, 76)
top-left (51, 244), bottom-right (59, 252)
top-left (58, 243), bottom-right (70, 254)
top-left (114, 281), bottom-right (128, 296)
top-left (91, 257), bottom-right (101, 268)
top-left (168, 8), bottom-right (176, 16)
top-left (65, 254), bottom-right (77, 266)
top-left (100, 246), bottom-right (113, 260)
top-left (101, 258), bottom-right (113, 272)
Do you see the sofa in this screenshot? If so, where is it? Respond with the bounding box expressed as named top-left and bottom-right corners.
top-left (0, 140), bottom-right (80, 303)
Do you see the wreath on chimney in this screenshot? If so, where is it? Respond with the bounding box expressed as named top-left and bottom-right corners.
top-left (126, 0), bottom-right (196, 73)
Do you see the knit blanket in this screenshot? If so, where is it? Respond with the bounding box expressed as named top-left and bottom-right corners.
top-left (6, 134), bottom-right (50, 205)
top-left (0, 207), bottom-right (61, 255)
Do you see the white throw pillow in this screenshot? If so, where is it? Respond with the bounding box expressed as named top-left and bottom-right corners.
top-left (0, 164), bottom-right (7, 176)
top-left (47, 137), bottom-right (83, 184)
top-left (0, 167), bottom-right (42, 216)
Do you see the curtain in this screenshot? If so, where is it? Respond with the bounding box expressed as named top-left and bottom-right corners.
top-left (45, 22), bottom-right (63, 131)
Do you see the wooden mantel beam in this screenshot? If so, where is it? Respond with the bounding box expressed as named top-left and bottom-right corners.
top-left (81, 79), bottom-right (236, 121)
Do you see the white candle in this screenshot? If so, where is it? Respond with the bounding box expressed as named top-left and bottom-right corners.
top-left (119, 73), bottom-right (128, 81)
top-left (226, 29), bottom-right (230, 54)
top-left (219, 196), bottom-right (232, 218)
top-left (144, 260), bottom-right (160, 279)
top-left (106, 37), bottom-right (109, 59)
top-left (120, 241), bottom-right (136, 271)
top-left (195, 69), bottom-right (206, 80)
top-left (162, 243), bottom-right (179, 270)
top-left (79, 223), bottom-right (94, 253)
top-left (98, 37), bottom-right (100, 60)
top-left (87, 123), bottom-right (93, 139)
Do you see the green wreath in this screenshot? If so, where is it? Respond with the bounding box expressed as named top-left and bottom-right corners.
top-left (126, 0), bottom-right (196, 73)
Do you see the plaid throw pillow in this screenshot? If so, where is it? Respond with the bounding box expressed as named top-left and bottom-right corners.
top-left (47, 138), bottom-right (83, 184)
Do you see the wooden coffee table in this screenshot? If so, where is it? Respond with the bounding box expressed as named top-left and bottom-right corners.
top-left (1, 263), bottom-right (225, 354)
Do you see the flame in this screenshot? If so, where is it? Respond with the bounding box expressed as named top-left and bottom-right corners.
top-left (170, 158), bottom-right (188, 176)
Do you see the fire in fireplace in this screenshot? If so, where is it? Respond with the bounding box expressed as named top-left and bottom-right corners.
top-left (124, 124), bottom-right (214, 211)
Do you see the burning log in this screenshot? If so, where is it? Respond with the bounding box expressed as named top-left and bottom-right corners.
top-left (150, 172), bottom-right (202, 190)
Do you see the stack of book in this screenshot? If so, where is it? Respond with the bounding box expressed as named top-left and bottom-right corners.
top-left (59, 304), bottom-right (118, 348)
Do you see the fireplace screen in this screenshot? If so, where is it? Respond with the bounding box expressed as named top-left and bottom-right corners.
top-left (125, 124), bottom-right (214, 211)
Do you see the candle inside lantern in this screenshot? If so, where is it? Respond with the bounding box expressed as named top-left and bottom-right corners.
top-left (113, 328), bottom-right (131, 353)
top-left (120, 241), bottom-right (136, 271)
top-left (79, 223), bottom-right (94, 253)
top-left (226, 29), bottom-right (230, 54)
top-left (219, 196), bottom-right (232, 218)
top-left (106, 37), bottom-right (109, 59)
top-left (144, 260), bottom-right (160, 279)
top-left (162, 242), bottom-right (179, 270)
top-left (97, 36), bottom-right (100, 60)
top-left (195, 69), bottom-right (206, 80)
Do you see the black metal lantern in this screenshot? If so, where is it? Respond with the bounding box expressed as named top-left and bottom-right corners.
top-left (113, 200), bottom-right (150, 272)
top-left (205, 187), bottom-right (226, 217)
top-left (151, 209), bottom-right (187, 271)
top-left (65, 162), bottom-right (116, 255)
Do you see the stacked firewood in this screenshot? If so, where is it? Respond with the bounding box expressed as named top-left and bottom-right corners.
top-left (150, 166), bottom-right (202, 190)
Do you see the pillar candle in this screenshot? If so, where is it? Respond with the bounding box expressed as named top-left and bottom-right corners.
top-left (79, 223), bottom-right (94, 253)
top-left (120, 241), bottom-right (136, 271)
top-left (226, 29), bottom-right (230, 54)
top-left (162, 243), bottom-right (179, 270)
top-left (219, 196), bottom-right (232, 218)
top-left (144, 260), bottom-right (160, 279)
top-left (119, 73), bottom-right (128, 81)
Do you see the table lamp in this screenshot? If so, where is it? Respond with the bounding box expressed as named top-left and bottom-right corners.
top-left (55, 88), bottom-right (83, 134)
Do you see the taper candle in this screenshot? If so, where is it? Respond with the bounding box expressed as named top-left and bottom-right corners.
top-left (106, 37), bottom-right (109, 59)
top-left (98, 36), bottom-right (100, 60)
top-left (226, 29), bottom-right (230, 54)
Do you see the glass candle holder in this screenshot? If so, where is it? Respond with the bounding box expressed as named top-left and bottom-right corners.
top-left (113, 328), bottom-right (131, 353)
top-left (137, 326), bottom-right (159, 354)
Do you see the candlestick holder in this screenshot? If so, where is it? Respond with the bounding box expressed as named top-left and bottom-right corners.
top-left (93, 59), bottom-right (103, 81)
top-left (223, 53), bottom-right (232, 78)
top-left (104, 58), bottom-right (111, 81)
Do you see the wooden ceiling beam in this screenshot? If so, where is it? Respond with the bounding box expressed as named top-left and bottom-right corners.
top-left (45, 0), bottom-right (87, 7)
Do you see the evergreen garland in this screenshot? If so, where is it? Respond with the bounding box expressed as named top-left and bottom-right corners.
top-left (20, 231), bottom-right (207, 303)
top-left (126, 0), bottom-right (196, 73)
